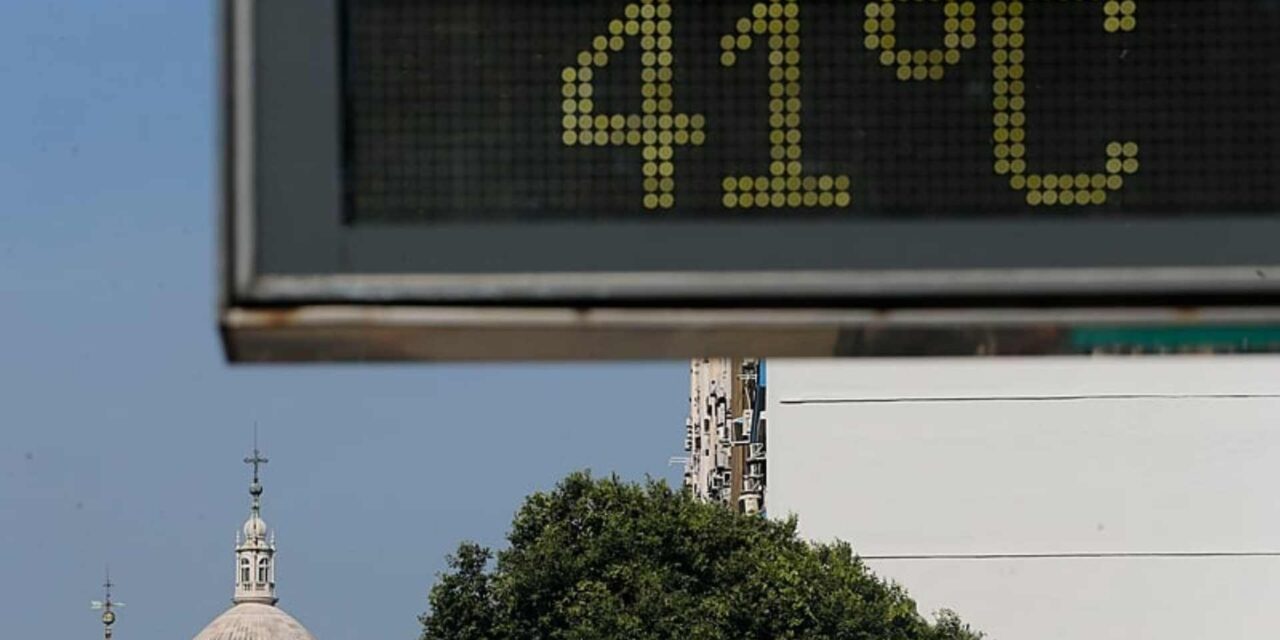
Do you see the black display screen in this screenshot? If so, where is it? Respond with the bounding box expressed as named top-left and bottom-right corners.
top-left (343, 0), bottom-right (1279, 223)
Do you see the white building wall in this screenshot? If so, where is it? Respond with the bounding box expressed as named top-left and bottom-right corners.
top-left (768, 357), bottom-right (1280, 640)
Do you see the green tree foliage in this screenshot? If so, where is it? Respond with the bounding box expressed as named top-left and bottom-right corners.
top-left (420, 472), bottom-right (982, 640)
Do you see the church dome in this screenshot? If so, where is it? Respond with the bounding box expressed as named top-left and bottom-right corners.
top-left (192, 603), bottom-right (316, 640)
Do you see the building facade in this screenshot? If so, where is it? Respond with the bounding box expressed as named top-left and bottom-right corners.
top-left (683, 358), bottom-right (767, 514)
top-left (765, 358), bottom-right (1280, 639)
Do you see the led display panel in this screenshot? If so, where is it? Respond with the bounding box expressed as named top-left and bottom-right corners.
top-left (344, 0), bottom-right (1279, 223)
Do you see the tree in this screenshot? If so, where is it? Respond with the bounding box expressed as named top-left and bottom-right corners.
top-left (420, 472), bottom-right (982, 640)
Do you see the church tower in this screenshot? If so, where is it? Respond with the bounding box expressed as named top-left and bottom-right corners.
top-left (234, 446), bottom-right (277, 605)
top-left (191, 439), bottom-right (317, 640)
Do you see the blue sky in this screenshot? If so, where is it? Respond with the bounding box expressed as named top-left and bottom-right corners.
top-left (0, 2), bottom-right (687, 638)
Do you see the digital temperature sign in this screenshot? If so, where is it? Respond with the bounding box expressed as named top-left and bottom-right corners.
top-left (345, 0), bottom-right (1277, 222)
top-left (223, 0), bottom-right (1280, 362)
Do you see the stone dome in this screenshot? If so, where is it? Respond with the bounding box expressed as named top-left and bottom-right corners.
top-left (193, 603), bottom-right (316, 640)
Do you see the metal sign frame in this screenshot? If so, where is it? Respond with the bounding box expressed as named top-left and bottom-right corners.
top-left (221, 0), bottom-right (1280, 362)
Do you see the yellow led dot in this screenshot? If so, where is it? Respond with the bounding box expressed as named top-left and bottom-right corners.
top-left (818, 192), bottom-right (835, 207)
top-left (771, 193), bottom-right (787, 207)
top-left (1059, 190), bottom-right (1075, 206)
top-left (691, 131), bottom-right (706, 145)
top-left (754, 193), bottom-right (770, 207)
top-left (562, 131), bottom-right (577, 146)
top-left (787, 192), bottom-right (803, 207)
top-left (723, 193), bottom-right (738, 208)
top-left (659, 193), bottom-right (674, 208)
top-left (1123, 158), bottom-right (1139, 174)
top-left (1026, 191), bottom-right (1043, 206)
top-left (835, 192), bottom-right (852, 207)
top-left (721, 51), bottom-right (737, 66)
top-left (1107, 175), bottom-right (1124, 190)
top-left (1010, 175), bottom-right (1027, 190)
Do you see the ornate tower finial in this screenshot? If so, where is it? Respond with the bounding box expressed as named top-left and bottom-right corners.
top-left (244, 426), bottom-right (269, 512)
top-left (91, 567), bottom-right (124, 640)
top-left (235, 431), bottom-right (278, 605)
